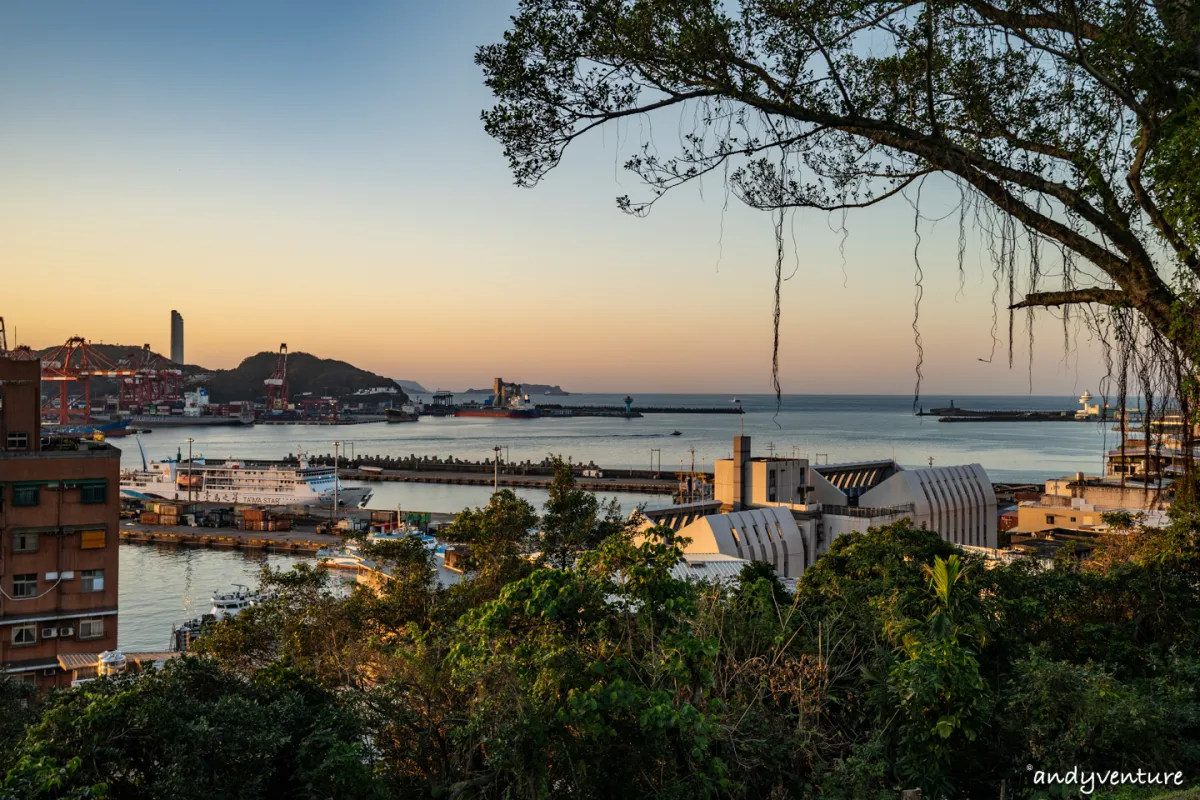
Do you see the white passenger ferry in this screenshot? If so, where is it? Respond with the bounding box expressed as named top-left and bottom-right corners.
top-left (120, 452), bottom-right (371, 508)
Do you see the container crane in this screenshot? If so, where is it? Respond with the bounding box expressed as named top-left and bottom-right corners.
top-left (40, 337), bottom-right (138, 424)
top-left (116, 344), bottom-right (183, 410)
top-left (264, 343), bottom-right (289, 413)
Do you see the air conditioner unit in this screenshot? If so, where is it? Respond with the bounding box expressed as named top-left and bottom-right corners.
top-left (40, 628), bottom-right (58, 639)
top-left (60, 571), bottom-right (75, 581)
top-left (59, 627), bottom-right (75, 637)
top-left (45, 572), bottom-right (59, 581)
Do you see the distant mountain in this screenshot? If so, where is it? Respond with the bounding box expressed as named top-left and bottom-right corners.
top-left (201, 352), bottom-right (408, 403)
top-left (461, 382), bottom-right (569, 395)
top-left (393, 379), bottom-right (429, 395)
top-left (31, 343), bottom-right (406, 404)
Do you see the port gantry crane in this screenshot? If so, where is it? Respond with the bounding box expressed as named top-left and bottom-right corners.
top-left (38, 337), bottom-right (185, 425)
top-left (263, 343), bottom-right (289, 413)
top-left (116, 344), bottom-right (184, 411)
top-left (39, 337), bottom-right (137, 425)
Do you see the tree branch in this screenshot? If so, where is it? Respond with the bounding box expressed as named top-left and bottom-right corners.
top-left (1009, 288), bottom-right (1127, 310)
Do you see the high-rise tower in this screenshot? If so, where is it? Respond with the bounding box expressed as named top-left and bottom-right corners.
top-left (170, 310), bottom-right (184, 364)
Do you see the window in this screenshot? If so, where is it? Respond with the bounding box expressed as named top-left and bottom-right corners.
top-left (12, 531), bottom-right (38, 553)
top-left (80, 483), bottom-right (106, 504)
top-left (1070, 516), bottom-right (1077, 523)
top-left (79, 618), bottom-right (104, 640)
top-left (6, 431), bottom-right (28, 451)
top-left (80, 530), bottom-right (106, 550)
top-left (11, 624), bottom-right (36, 646)
top-left (13, 485), bottom-right (39, 507)
top-left (1045, 514), bottom-right (1056, 525)
top-left (81, 569), bottom-right (104, 593)
top-left (12, 574), bottom-right (37, 598)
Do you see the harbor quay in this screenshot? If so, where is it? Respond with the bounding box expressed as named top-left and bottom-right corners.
top-left (119, 502), bottom-right (457, 554)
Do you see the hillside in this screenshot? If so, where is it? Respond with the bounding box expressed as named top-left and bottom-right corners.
top-left (393, 379), bottom-right (429, 394)
top-left (32, 343), bottom-right (406, 404)
top-left (199, 351), bottom-right (407, 403)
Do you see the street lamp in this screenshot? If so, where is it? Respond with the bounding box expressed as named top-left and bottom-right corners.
top-left (333, 441), bottom-right (342, 521)
top-left (186, 438), bottom-right (194, 505)
top-left (493, 446), bottom-right (502, 493)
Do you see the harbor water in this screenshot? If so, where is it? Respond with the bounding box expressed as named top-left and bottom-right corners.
top-left (118, 393), bottom-right (1115, 490)
top-left (118, 543), bottom-right (462, 650)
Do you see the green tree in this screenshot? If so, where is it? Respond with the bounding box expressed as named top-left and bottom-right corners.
top-left (1, 658), bottom-right (382, 800)
top-left (443, 489), bottom-right (539, 580)
top-left (540, 455), bottom-right (623, 568)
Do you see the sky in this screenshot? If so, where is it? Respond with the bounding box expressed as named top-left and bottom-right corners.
top-left (0, 1), bottom-right (1109, 395)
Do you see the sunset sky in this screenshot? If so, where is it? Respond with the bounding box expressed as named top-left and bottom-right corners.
top-left (0, 1), bottom-right (1109, 395)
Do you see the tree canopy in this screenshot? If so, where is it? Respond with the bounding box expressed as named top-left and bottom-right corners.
top-left (477, 0), bottom-right (1200, 419)
top-left (4, 514), bottom-right (1200, 798)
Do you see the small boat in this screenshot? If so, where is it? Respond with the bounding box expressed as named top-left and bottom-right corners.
top-left (670, 430), bottom-right (682, 436)
top-left (731, 397), bottom-right (740, 403)
top-left (210, 584), bottom-right (260, 620)
top-left (386, 403), bottom-right (421, 423)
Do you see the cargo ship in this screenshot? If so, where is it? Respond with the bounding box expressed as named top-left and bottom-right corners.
top-left (454, 378), bottom-right (542, 419)
top-left (43, 418), bottom-right (133, 438)
top-left (454, 396), bottom-right (541, 419)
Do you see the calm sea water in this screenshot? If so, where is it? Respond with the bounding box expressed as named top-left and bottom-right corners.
top-left (119, 393), bottom-right (1114, 492)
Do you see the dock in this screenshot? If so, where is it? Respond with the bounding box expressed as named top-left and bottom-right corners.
top-left (120, 523), bottom-right (342, 553)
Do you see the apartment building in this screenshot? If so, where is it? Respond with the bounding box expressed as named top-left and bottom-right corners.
top-left (0, 356), bottom-right (120, 689)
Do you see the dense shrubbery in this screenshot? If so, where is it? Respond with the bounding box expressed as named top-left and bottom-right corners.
top-left (3, 466), bottom-right (1199, 798)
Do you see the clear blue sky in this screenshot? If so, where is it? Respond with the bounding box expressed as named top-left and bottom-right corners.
top-left (0, 1), bottom-right (1106, 395)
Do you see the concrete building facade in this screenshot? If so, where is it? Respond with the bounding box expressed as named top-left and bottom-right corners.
top-left (0, 356), bottom-right (121, 689)
top-left (649, 436), bottom-right (998, 581)
top-left (170, 310), bottom-right (184, 364)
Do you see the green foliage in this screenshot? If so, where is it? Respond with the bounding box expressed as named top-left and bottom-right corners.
top-left (443, 489), bottom-right (538, 579)
top-left (6, 505), bottom-right (1200, 798)
top-left (539, 455), bottom-right (624, 568)
top-left (1, 657), bottom-right (380, 800)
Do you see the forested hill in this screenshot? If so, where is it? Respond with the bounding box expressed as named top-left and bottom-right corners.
top-left (199, 351), bottom-right (406, 403)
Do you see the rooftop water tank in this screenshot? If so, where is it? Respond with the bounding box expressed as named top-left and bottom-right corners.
top-left (97, 649), bottom-right (127, 677)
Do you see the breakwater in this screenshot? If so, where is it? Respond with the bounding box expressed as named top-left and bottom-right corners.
top-left (537, 404), bottom-right (743, 415)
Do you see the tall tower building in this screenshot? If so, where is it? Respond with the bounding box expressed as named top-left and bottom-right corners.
top-left (170, 310), bottom-right (184, 364)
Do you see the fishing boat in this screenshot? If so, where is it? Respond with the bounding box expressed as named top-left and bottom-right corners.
top-left (670, 430), bottom-right (682, 436)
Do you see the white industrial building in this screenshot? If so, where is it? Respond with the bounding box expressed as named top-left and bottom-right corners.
top-left (638, 436), bottom-right (997, 580)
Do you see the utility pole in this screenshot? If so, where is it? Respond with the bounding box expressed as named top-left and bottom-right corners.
top-left (186, 438), bottom-right (194, 505)
top-left (651, 448), bottom-right (661, 478)
top-left (493, 446), bottom-right (502, 493)
top-left (333, 441), bottom-right (342, 524)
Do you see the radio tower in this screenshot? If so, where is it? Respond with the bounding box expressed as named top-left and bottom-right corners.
top-left (264, 344), bottom-right (289, 413)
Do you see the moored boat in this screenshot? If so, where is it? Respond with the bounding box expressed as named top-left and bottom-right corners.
top-left (386, 403), bottom-right (421, 423)
top-left (121, 451), bottom-right (372, 507)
